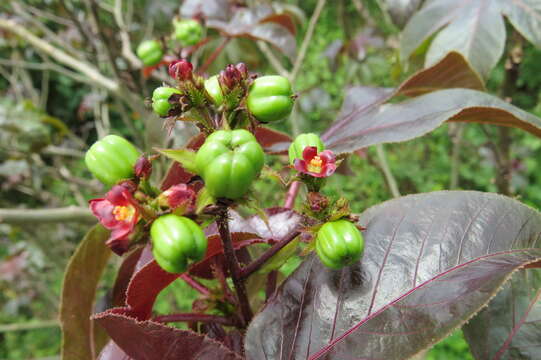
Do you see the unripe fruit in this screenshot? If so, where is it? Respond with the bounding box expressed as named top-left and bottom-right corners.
top-left (85, 135), bottom-right (140, 186)
top-left (195, 129), bottom-right (264, 199)
top-left (204, 75), bottom-right (224, 106)
top-left (247, 75), bottom-right (294, 122)
top-left (288, 133), bottom-right (325, 165)
top-left (151, 214), bottom-right (207, 274)
top-left (136, 40), bottom-right (164, 67)
top-left (316, 220), bottom-right (364, 269)
top-left (152, 86), bottom-right (182, 117)
top-left (173, 19), bottom-right (203, 47)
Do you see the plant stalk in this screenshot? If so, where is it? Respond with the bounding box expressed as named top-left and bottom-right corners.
top-left (216, 206), bottom-right (253, 325)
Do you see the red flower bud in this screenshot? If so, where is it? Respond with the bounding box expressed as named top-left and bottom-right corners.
top-left (158, 184), bottom-right (196, 212)
top-left (235, 62), bottom-right (248, 78)
top-left (134, 156), bottom-right (152, 178)
top-left (169, 59), bottom-right (193, 81)
top-left (220, 64), bottom-right (243, 90)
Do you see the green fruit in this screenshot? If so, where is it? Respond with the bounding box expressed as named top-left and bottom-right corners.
top-left (152, 86), bottom-right (182, 117)
top-left (85, 135), bottom-right (140, 186)
top-left (204, 75), bottom-right (224, 106)
top-left (173, 19), bottom-right (203, 47)
top-left (288, 133), bottom-right (325, 165)
top-left (136, 40), bottom-right (164, 67)
top-left (247, 75), bottom-right (294, 122)
top-left (316, 220), bottom-right (364, 269)
top-left (195, 129), bottom-right (264, 199)
top-left (151, 214), bottom-right (207, 274)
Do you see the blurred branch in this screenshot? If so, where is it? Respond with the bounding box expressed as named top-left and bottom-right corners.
top-left (0, 18), bottom-right (119, 92)
top-left (449, 124), bottom-right (465, 189)
top-left (289, 0), bottom-right (326, 82)
top-left (257, 41), bottom-right (289, 78)
top-left (0, 58), bottom-right (95, 86)
top-left (0, 320), bottom-right (59, 333)
top-left (114, 0), bottom-right (142, 68)
top-left (0, 207), bottom-right (96, 224)
top-left (375, 144), bottom-right (400, 198)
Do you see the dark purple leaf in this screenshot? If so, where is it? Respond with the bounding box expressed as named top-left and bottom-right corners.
top-left (322, 88), bottom-right (541, 154)
top-left (60, 225), bottom-right (111, 360)
top-left (396, 51), bottom-right (485, 96)
top-left (401, 0), bottom-right (507, 79)
top-left (207, 5), bottom-right (296, 61)
top-left (385, 0), bottom-right (423, 28)
top-left (245, 191), bottom-right (541, 359)
top-left (463, 268), bottom-right (541, 359)
top-left (500, 0), bottom-right (541, 48)
top-left (180, 0), bottom-right (232, 21)
top-left (254, 126), bottom-right (292, 155)
top-left (94, 311), bottom-right (242, 360)
top-left (98, 340), bottom-right (132, 360)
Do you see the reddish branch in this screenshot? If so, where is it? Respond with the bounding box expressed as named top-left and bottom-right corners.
top-left (240, 229), bottom-right (301, 279)
top-left (198, 37), bottom-right (231, 74)
top-left (284, 181), bottom-right (301, 209)
top-left (180, 273), bottom-right (211, 297)
top-left (216, 205), bottom-right (253, 325)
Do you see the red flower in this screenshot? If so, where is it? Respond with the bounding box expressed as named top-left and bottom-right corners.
top-left (294, 146), bottom-right (336, 178)
top-left (158, 184), bottom-right (196, 212)
top-left (89, 184), bottom-right (140, 255)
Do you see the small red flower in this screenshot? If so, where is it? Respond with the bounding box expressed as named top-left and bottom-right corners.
top-left (294, 146), bottom-right (336, 178)
top-left (89, 184), bottom-right (140, 255)
top-left (158, 184), bottom-right (196, 212)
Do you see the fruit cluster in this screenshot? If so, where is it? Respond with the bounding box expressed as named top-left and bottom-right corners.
top-left (85, 60), bottom-right (364, 273)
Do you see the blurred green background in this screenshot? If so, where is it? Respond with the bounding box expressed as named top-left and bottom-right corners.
top-left (2, 0), bottom-right (541, 358)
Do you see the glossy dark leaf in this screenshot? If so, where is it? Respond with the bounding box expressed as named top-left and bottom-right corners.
top-left (98, 340), bottom-right (131, 360)
top-left (180, 0), bottom-right (232, 21)
top-left (254, 126), bottom-right (292, 155)
top-left (207, 5), bottom-right (296, 61)
top-left (111, 248), bottom-right (144, 307)
top-left (500, 0), bottom-right (541, 48)
top-left (245, 191), bottom-right (541, 359)
top-left (463, 268), bottom-right (541, 359)
top-left (385, 0), bottom-right (423, 28)
top-left (94, 311), bottom-right (242, 360)
top-left (396, 51), bottom-right (485, 96)
top-left (322, 88), bottom-right (541, 154)
top-left (60, 225), bottom-right (111, 360)
top-left (401, 0), bottom-right (507, 79)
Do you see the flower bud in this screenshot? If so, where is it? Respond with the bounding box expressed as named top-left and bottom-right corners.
top-left (235, 62), bottom-right (248, 79)
top-left (134, 156), bottom-right (152, 178)
top-left (158, 184), bottom-right (196, 211)
top-left (169, 59), bottom-right (193, 81)
top-left (220, 64), bottom-right (243, 90)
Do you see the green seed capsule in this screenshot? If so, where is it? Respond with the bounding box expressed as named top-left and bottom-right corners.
top-left (316, 220), bottom-right (364, 269)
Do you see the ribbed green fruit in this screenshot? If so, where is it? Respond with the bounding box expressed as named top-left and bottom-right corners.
top-left (316, 220), bottom-right (364, 269)
top-left (85, 135), bottom-right (140, 186)
top-left (136, 40), bottom-right (164, 66)
top-left (152, 86), bottom-right (182, 116)
top-left (173, 19), bottom-right (203, 47)
top-left (204, 75), bottom-right (224, 106)
top-left (195, 129), bottom-right (264, 199)
top-left (247, 75), bottom-right (294, 122)
top-left (151, 214), bottom-right (207, 274)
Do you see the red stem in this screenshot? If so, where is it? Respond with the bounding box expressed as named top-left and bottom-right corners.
top-left (180, 273), bottom-right (211, 297)
top-left (216, 206), bottom-right (253, 325)
top-left (284, 181), bottom-right (301, 209)
top-left (198, 37), bottom-right (231, 74)
top-left (154, 313), bottom-right (236, 326)
top-left (240, 230), bottom-right (301, 279)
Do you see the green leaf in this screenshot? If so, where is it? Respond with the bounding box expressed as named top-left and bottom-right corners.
top-left (60, 225), bottom-right (111, 360)
top-left (156, 148), bottom-right (198, 174)
top-left (196, 187), bottom-right (215, 214)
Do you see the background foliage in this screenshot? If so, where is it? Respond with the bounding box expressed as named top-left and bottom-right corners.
top-left (1, 0), bottom-right (541, 358)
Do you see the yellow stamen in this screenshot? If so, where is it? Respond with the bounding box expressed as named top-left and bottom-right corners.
top-left (307, 155), bottom-right (323, 173)
top-left (113, 206), bottom-right (133, 221)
